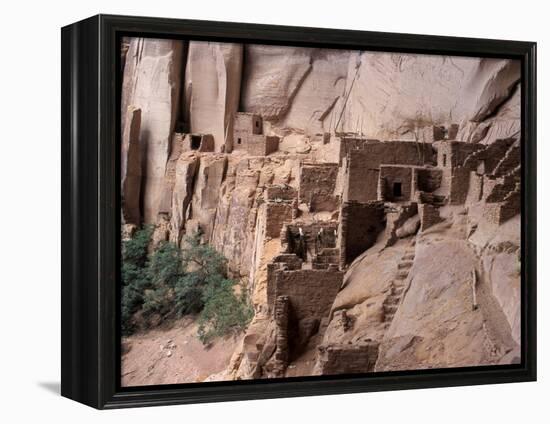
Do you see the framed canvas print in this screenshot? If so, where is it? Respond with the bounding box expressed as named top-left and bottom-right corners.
top-left (61, 14), bottom-right (537, 409)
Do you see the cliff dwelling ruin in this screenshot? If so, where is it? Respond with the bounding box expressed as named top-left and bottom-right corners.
top-left (120, 37), bottom-right (522, 386)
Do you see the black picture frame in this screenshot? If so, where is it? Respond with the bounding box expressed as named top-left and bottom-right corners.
top-left (61, 14), bottom-right (537, 409)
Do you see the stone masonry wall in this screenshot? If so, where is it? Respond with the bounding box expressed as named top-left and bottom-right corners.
top-left (315, 342), bottom-right (380, 375)
top-left (274, 267), bottom-right (343, 323)
top-left (345, 142), bottom-right (434, 202)
top-left (418, 203), bottom-right (443, 231)
top-left (339, 201), bottom-right (386, 266)
top-left (264, 202), bottom-right (294, 239)
top-left (299, 162), bottom-right (339, 211)
top-left (266, 254), bottom-right (303, 312)
top-left (379, 165), bottom-right (413, 201)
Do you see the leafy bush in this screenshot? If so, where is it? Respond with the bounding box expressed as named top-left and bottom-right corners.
top-left (121, 229), bottom-right (253, 342)
top-left (197, 280), bottom-right (254, 344)
top-left (121, 225), bottom-right (153, 335)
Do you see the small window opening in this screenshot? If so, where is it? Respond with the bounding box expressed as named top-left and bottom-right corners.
top-left (442, 154), bottom-right (447, 167)
top-left (191, 135), bottom-right (201, 150)
top-left (237, 138), bottom-right (242, 145)
top-left (255, 120), bottom-right (260, 128)
top-left (393, 182), bottom-right (402, 197)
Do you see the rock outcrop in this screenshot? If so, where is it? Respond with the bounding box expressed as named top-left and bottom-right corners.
top-left (122, 38), bottom-right (184, 223)
top-left (121, 106), bottom-right (142, 224)
top-left (184, 42), bottom-right (243, 152)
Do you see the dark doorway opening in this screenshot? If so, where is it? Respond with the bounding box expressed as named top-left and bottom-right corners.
top-left (190, 135), bottom-right (201, 150)
top-left (237, 137), bottom-right (242, 145)
top-left (393, 182), bottom-right (402, 198)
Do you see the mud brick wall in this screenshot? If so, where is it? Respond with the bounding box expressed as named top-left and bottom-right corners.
top-left (267, 254), bottom-right (303, 311)
top-left (274, 267), bottom-right (343, 323)
top-left (486, 170), bottom-right (520, 203)
top-left (233, 113), bottom-right (262, 152)
top-left (265, 185), bottom-right (297, 201)
top-left (246, 134), bottom-right (279, 156)
top-left (265, 202), bottom-right (294, 238)
top-left (434, 141), bottom-right (484, 202)
top-left (493, 143), bottom-right (520, 177)
top-left (338, 137), bottom-right (378, 164)
top-left (312, 248), bottom-right (340, 270)
top-left (460, 138), bottom-right (516, 175)
top-left (316, 342), bottom-right (379, 375)
top-left (272, 295), bottom-right (290, 377)
top-left (299, 163), bottom-right (339, 211)
top-left (449, 167), bottom-right (471, 204)
top-left (483, 188), bottom-right (520, 225)
top-left (379, 165), bottom-right (413, 201)
top-left (345, 142), bottom-right (435, 202)
top-left (264, 136), bottom-right (279, 155)
top-left (415, 168), bottom-right (442, 193)
top-left (339, 201), bottom-right (386, 266)
top-left (466, 172), bottom-right (484, 205)
top-left (419, 203), bottom-right (442, 231)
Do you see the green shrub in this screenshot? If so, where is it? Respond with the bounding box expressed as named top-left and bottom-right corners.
top-left (121, 225), bottom-right (153, 335)
top-left (121, 229), bottom-right (253, 341)
top-left (197, 280), bottom-right (254, 344)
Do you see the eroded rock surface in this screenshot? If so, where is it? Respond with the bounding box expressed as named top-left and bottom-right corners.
top-left (122, 38), bottom-right (184, 222)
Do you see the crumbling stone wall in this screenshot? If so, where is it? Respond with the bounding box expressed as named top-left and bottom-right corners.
top-left (271, 295), bottom-right (290, 377)
top-left (337, 137), bottom-right (379, 164)
top-left (493, 142), bottom-right (520, 177)
top-left (418, 203), bottom-right (443, 231)
top-left (273, 267), bottom-right (343, 323)
top-left (266, 254), bottom-right (303, 311)
top-left (449, 167), bottom-right (471, 204)
top-left (415, 168), bottom-right (442, 193)
top-left (281, 221), bottom-right (338, 262)
top-left (338, 201), bottom-right (386, 266)
top-left (462, 137), bottom-right (517, 175)
top-left (312, 248), bottom-right (340, 270)
top-left (299, 162), bottom-right (339, 211)
top-left (315, 342), bottom-right (380, 375)
top-left (264, 202), bottom-right (294, 239)
top-left (345, 141), bottom-right (435, 202)
top-left (246, 135), bottom-right (279, 156)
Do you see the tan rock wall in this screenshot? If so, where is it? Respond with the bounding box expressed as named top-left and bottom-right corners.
top-left (121, 106), bottom-right (142, 224)
top-left (122, 38), bottom-right (184, 223)
top-left (184, 42), bottom-right (243, 152)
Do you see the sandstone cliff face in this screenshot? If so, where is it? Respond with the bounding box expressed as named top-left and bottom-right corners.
top-left (184, 42), bottom-right (243, 152)
top-left (122, 38), bottom-right (184, 223)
